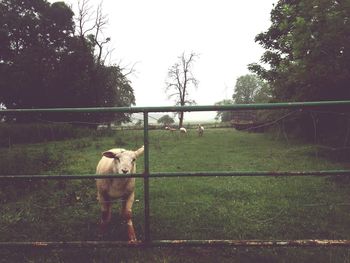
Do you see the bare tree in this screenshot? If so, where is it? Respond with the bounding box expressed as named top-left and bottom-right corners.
top-left (76, 0), bottom-right (137, 73)
top-left (76, 0), bottom-right (110, 65)
top-left (165, 52), bottom-right (199, 128)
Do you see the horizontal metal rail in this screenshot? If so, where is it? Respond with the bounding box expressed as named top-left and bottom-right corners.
top-left (1, 240), bottom-right (350, 248)
top-left (1, 170), bottom-right (350, 180)
top-left (1, 100), bottom-right (350, 114)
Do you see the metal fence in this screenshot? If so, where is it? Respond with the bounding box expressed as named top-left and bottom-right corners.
top-left (1, 100), bottom-right (350, 248)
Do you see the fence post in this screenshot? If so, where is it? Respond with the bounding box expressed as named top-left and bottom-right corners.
top-left (143, 111), bottom-right (151, 244)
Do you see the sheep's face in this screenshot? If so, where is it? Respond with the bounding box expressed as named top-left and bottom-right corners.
top-left (102, 146), bottom-right (144, 174)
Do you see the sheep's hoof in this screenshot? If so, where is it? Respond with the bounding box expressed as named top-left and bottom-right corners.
top-left (127, 233), bottom-right (137, 243)
top-left (128, 238), bottom-right (139, 244)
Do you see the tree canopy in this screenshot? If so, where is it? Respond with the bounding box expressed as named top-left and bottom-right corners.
top-left (233, 74), bottom-right (271, 104)
top-left (249, 0), bottom-right (350, 102)
top-left (0, 0), bottom-right (135, 124)
top-left (157, 114), bottom-right (175, 126)
top-left (214, 99), bottom-right (234, 122)
top-left (248, 0), bottom-right (350, 145)
top-left (214, 74), bottom-right (271, 123)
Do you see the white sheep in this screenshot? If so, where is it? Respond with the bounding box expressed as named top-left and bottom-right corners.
top-left (96, 145), bottom-right (144, 242)
top-left (179, 127), bottom-right (187, 134)
top-left (165, 126), bottom-right (177, 132)
top-left (197, 124), bottom-right (204, 137)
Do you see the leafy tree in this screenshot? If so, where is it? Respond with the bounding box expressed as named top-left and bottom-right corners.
top-left (165, 52), bottom-right (198, 128)
top-left (214, 99), bottom-right (234, 122)
top-left (233, 74), bottom-right (271, 104)
top-left (0, 0), bottom-right (75, 109)
top-left (0, 0), bottom-right (135, 125)
top-left (249, 0), bottom-right (350, 145)
top-left (157, 115), bottom-right (175, 126)
top-left (214, 75), bottom-right (271, 123)
top-left (249, 0), bottom-right (350, 102)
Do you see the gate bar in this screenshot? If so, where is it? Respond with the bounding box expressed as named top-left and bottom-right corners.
top-left (1, 239), bottom-right (350, 248)
top-left (2, 170), bottom-right (350, 179)
top-left (1, 100), bottom-right (350, 114)
top-left (143, 111), bottom-right (151, 244)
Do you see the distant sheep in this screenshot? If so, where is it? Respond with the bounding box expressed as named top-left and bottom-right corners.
top-left (165, 126), bottom-right (177, 132)
top-left (179, 127), bottom-right (187, 134)
top-left (197, 124), bottom-right (204, 136)
top-left (96, 146), bottom-right (144, 242)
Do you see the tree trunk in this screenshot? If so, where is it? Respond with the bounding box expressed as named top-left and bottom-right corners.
top-left (179, 111), bottom-right (184, 128)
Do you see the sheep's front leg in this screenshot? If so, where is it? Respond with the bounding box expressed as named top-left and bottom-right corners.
top-left (98, 193), bottom-right (112, 235)
top-left (122, 192), bottom-right (137, 242)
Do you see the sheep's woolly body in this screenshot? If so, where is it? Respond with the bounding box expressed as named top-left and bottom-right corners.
top-left (198, 125), bottom-right (204, 136)
top-left (96, 149), bottom-right (136, 199)
top-left (95, 146), bottom-right (144, 242)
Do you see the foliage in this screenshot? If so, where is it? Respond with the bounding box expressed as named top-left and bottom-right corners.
top-left (233, 74), bottom-right (272, 104)
top-left (214, 99), bottom-right (234, 122)
top-left (248, 0), bottom-right (350, 144)
top-left (215, 74), bottom-right (271, 123)
top-left (0, 123), bottom-right (114, 147)
top-left (0, 0), bottom-right (135, 124)
top-left (165, 52), bottom-right (199, 128)
top-left (249, 0), bottom-right (350, 102)
top-left (157, 114), bottom-right (175, 126)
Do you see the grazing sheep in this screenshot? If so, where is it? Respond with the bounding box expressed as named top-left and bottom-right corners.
top-left (96, 146), bottom-right (144, 242)
top-left (165, 126), bottom-right (177, 132)
top-left (197, 124), bottom-right (204, 137)
top-left (179, 127), bottom-right (187, 134)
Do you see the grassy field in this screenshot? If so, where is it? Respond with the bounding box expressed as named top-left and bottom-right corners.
top-left (1, 128), bottom-right (350, 262)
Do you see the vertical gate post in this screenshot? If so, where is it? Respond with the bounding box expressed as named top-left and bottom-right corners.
top-left (143, 111), bottom-right (151, 244)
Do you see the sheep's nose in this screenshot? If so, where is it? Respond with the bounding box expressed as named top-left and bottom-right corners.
top-left (122, 169), bottom-right (129, 174)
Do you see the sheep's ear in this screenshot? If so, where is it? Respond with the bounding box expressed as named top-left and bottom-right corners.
top-left (102, 151), bottom-right (116, 159)
top-left (135, 146), bottom-right (144, 157)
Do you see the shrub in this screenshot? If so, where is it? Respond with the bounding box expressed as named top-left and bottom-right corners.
top-left (0, 146), bottom-right (65, 202)
top-left (0, 123), bottom-right (115, 147)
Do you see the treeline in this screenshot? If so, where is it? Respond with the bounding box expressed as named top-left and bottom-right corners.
top-left (0, 0), bottom-right (135, 124)
top-left (249, 0), bottom-right (350, 103)
top-left (251, 0), bottom-right (350, 147)
top-left (0, 122), bottom-right (117, 147)
top-left (218, 0), bottom-right (350, 147)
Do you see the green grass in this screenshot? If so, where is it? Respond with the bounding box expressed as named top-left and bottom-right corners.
top-left (1, 128), bottom-right (350, 262)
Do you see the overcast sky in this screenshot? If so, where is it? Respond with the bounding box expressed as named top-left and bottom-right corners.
top-left (51, 0), bottom-right (277, 121)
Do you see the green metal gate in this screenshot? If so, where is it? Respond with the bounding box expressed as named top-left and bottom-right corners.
top-left (1, 100), bottom-right (350, 248)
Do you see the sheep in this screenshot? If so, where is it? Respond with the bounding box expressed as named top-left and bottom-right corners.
top-left (96, 145), bottom-right (144, 242)
top-left (165, 126), bottom-right (177, 132)
top-left (197, 124), bottom-right (204, 137)
top-left (179, 127), bottom-right (187, 134)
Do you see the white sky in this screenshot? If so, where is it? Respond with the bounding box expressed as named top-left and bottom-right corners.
top-left (51, 0), bottom-right (277, 121)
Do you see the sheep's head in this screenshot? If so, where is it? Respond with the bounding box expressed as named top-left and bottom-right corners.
top-left (102, 146), bottom-right (144, 174)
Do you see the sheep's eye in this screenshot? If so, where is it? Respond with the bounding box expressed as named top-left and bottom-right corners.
top-left (132, 158), bottom-right (136, 162)
top-left (114, 156), bottom-right (120, 161)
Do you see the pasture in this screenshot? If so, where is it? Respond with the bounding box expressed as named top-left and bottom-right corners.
top-left (1, 127), bottom-right (350, 262)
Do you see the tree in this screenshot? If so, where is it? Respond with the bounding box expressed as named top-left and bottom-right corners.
top-left (157, 115), bottom-right (175, 126)
top-left (76, 0), bottom-right (111, 65)
top-left (233, 74), bottom-right (271, 104)
top-left (248, 0), bottom-right (350, 144)
top-left (214, 99), bottom-right (234, 122)
top-left (248, 0), bottom-right (350, 102)
top-left (0, 0), bottom-right (75, 110)
top-left (165, 52), bottom-right (199, 128)
top-left (0, 0), bottom-right (136, 125)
